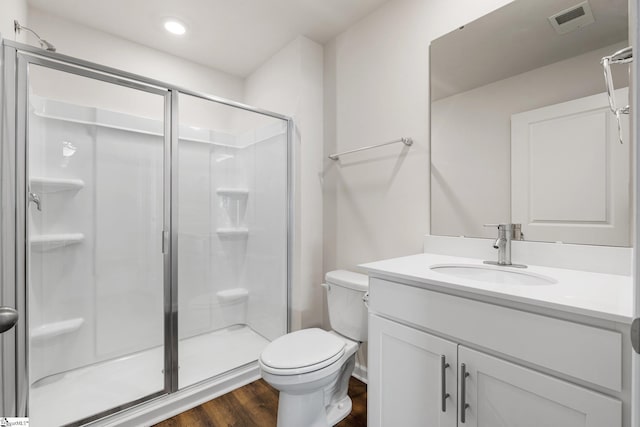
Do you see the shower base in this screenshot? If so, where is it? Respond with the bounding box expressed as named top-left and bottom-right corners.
top-left (29, 325), bottom-right (269, 427)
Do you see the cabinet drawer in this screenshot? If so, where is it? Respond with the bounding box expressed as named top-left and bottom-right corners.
top-left (369, 278), bottom-right (622, 391)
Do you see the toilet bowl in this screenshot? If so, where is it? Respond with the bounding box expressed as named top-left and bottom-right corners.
top-left (259, 270), bottom-right (368, 427)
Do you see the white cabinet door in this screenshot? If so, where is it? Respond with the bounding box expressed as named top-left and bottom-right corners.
top-left (459, 346), bottom-right (621, 427)
top-left (368, 314), bottom-right (457, 427)
top-left (511, 89), bottom-right (630, 246)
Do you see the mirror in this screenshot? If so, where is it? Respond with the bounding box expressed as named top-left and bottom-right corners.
top-left (430, 0), bottom-right (631, 246)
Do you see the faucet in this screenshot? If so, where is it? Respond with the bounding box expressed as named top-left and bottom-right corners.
top-left (29, 191), bottom-right (42, 211)
top-left (483, 224), bottom-right (526, 268)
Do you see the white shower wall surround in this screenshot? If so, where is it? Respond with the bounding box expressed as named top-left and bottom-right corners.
top-left (28, 96), bottom-right (287, 384)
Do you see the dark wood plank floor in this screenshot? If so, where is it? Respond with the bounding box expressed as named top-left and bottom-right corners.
top-left (155, 377), bottom-right (366, 427)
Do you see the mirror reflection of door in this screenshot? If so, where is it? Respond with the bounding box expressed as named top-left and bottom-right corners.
top-left (511, 89), bottom-right (630, 246)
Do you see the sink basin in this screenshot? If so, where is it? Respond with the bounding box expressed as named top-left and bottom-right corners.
top-left (430, 264), bottom-right (556, 286)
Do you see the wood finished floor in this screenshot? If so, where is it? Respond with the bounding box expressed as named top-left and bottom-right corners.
top-left (155, 377), bottom-right (367, 427)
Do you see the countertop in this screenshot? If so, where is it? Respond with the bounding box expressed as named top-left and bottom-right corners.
top-left (360, 253), bottom-right (633, 324)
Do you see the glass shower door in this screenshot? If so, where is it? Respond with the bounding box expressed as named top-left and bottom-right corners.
top-left (176, 93), bottom-right (289, 388)
top-left (21, 57), bottom-right (170, 426)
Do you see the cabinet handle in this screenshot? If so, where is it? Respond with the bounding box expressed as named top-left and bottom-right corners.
top-left (440, 355), bottom-right (450, 412)
top-left (460, 363), bottom-right (470, 423)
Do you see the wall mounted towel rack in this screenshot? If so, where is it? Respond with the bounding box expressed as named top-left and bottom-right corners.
top-left (328, 137), bottom-right (413, 161)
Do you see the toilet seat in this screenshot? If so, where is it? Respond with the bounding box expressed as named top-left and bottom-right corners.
top-left (260, 328), bottom-right (346, 376)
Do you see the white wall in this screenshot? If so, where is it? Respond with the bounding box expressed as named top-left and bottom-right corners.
top-left (0, 0), bottom-right (27, 43)
top-left (431, 41), bottom-right (629, 240)
top-left (323, 0), bottom-right (512, 275)
top-left (244, 36), bottom-right (325, 330)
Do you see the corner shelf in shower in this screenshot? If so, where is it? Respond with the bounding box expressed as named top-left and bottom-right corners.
top-left (30, 177), bottom-right (85, 193)
top-left (30, 233), bottom-right (85, 251)
top-left (217, 288), bottom-right (249, 304)
top-left (216, 188), bottom-right (249, 197)
top-left (216, 228), bottom-right (249, 238)
top-left (31, 318), bottom-right (84, 345)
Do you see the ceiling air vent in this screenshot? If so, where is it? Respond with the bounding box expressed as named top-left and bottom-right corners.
top-left (548, 1), bottom-right (595, 35)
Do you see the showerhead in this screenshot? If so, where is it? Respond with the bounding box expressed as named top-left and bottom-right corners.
top-left (40, 39), bottom-right (56, 52)
top-left (14, 20), bottom-right (56, 52)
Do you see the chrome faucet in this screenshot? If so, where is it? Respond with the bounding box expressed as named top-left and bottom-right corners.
top-left (483, 224), bottom-right (526, 268)
top-left (29, 191), bottom-right (42, 211)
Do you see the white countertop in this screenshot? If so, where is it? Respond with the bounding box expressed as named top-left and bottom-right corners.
top-left (360, 253), bottom-right (633, 324)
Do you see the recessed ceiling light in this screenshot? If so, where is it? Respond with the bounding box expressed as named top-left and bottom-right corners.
top-left (164, 20), bottom-right (186, 36)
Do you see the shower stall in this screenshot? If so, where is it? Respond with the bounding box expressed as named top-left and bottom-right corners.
top-left (0, 40), bottom-right (291, 426)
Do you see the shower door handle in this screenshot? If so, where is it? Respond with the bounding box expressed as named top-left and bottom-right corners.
top-left (0, 306), bottom-right (19, 334)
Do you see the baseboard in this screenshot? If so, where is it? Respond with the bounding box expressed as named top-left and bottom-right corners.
top-left (352, 362), bottom-right (368, 384)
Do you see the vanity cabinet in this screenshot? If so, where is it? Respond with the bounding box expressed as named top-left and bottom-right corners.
top-left (367, 277), bottom-right (625, 427)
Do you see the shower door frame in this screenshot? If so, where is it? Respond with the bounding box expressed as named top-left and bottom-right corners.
top-left (1, 39), bottom-right (293, 423)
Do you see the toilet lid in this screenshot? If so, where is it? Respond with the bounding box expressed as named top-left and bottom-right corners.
top-left (260, 328), bottom-right (345, 374)
top-left (325, 270), bottom-right (368, 292)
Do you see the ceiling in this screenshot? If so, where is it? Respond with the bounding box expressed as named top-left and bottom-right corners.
top-left (27, 0), bottom-right (392, 77)
top-left (430, 0), bottom-right (628, 100)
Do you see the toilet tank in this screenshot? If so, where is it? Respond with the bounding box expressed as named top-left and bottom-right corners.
top-left (324, 270), bottom-right (369, 342)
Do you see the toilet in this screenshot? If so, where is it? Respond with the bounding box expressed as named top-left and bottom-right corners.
top-left (259, 270), bottom-right (369, 427)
